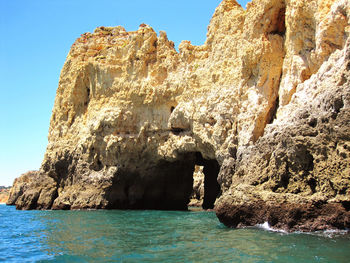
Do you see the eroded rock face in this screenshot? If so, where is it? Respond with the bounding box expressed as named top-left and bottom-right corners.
top-left (0, 188), bottom-right (10, 204)
top-left (7, 171), bottom-right (57, 210)
top-left (9, 0), bottom-right (350, 231)
top-left (216, 37), bottom-right (350, 232)
top-left (189, 166), bottom-right (205, 207)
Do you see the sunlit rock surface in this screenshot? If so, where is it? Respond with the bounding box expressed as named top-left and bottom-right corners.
top-left (9, 0), bottom-right (350, 231)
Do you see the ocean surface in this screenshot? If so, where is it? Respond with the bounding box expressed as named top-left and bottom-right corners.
top-left (0, 204), bottom-right (349, 262)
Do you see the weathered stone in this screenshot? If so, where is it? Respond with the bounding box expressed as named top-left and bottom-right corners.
top-left (8, 0), bottom-right (350, 232)
top-left (7, 171), bottom-right (37, 206)
top-left (0, 188), bottom-right (10, 204)
top-left (216, 37), bottom-right (350, 231)
top-left (189, 165), bottom-right (205, 207)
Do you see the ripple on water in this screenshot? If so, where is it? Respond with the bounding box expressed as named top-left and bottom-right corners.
top-left (0, 205), bottom-right (349, 262)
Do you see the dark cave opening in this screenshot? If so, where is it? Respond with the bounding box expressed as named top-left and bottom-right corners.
top-left (105, 153), bottom-right (196, 210)
top-left (104, 152), bottom-right (220, 211)
top-left (193, 152), bottom-right (221, 210)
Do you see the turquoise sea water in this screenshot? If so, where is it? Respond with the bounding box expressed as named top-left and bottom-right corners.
top-left (0, 204), bottom-right (349, 262)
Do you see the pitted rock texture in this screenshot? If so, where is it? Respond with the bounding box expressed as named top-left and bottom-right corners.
top-left (189, 166), bottom-right (205, 207)
top-left (216, 37), bottom-right (350, 232)
top-left (8, 0), bottom-right (350, 231)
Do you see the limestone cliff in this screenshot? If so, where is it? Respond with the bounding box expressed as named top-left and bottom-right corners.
top-left (8, 0), bottom-right (350, 231)
top-left (0, 188), bottom-right (11, 204)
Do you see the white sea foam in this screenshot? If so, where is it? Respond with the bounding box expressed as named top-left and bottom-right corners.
top-left (313, 229), bottom-right (350, 238)
top-left (257, 221), bottom-right (272, 230)
top-left (256, 222), bottom-right (287, 233)
top-left (255, 221), bottom-right (349, 237)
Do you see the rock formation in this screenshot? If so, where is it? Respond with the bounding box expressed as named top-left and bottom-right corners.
top-left (0, 187), bottom-right (11, 204)
top-left (8, 0), bottom-right (350, 232)
top-left (188, 165), bottom-right (205, 207)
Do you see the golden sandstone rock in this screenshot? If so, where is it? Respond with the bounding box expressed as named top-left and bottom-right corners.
top-left (8, 0), bottom-right (350, 231)
top-left (0, 189), bottom-right (10, 204)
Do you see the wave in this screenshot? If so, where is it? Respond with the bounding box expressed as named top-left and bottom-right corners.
top-left (255, 222), bottom-right (287, 233)
top-left (254, 221), bottom-right (349, 238)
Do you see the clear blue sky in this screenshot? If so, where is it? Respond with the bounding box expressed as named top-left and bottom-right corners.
top-left (0, 0), bottom-right (249, 186)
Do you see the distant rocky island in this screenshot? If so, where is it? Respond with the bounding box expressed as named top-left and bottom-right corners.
top-left (8, 0), bottom-right (350, 232)
top-left (0, 186), bottom-right (11, 203)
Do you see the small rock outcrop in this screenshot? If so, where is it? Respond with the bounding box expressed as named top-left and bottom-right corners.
top-left (8, 0), bottom-right (350, 231)
top-left (0, 187), bottom-right (11, 204)
top-left (189, 166), bottom-right (205, 207)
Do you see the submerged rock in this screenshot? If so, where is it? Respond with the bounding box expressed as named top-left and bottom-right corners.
top-left (8, 0), bottom-right (350, 232)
